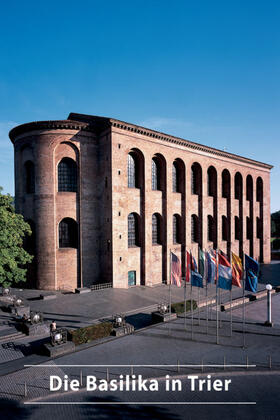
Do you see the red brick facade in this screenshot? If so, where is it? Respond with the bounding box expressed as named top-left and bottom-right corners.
top-left (9, 113), bottom-right (272, 291)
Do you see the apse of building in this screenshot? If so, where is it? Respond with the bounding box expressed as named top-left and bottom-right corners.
top-left (9, 113), bottom-right (272, 291)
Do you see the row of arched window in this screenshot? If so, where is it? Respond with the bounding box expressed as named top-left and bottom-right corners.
top-left (23, 158), bottom-right (78, 194)
top-left (127, 153), bottom-right (264, 201)
top-left (127, 212), bottom-right (263, 248)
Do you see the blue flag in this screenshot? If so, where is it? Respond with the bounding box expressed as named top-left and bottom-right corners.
top-left (245, 254), bottom-right (259, 293)
top-left (191, 254), bottom-right (203, 288)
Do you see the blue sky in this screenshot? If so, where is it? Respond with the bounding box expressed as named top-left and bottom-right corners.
top-left (0, 1), bottom-right (279, 211)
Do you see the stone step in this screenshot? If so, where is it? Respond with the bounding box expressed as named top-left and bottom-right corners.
top-left (0, 331), bottom-right (26, 344)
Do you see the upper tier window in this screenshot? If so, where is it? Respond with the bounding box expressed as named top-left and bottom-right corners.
top-left (58, 158), bottom-right (77, 192)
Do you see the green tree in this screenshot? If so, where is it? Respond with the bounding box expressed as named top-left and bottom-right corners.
top-left (0, 188), bottom-right (33, 287)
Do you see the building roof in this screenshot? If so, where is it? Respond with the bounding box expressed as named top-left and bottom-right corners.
top-left (9, 112), bottom-right (273, 170)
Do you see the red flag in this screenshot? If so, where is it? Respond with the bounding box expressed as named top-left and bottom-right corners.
top-left (218, 250), bottom-right (231, 267)
top-left (171, 252), bottom-right (181, 287)
top-left (186, 251), bottom-right (191, 282)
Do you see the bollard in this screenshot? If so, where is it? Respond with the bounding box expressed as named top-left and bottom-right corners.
top-left (80, 370), bottom-right (83, 386)
top-left (106, 368), bottom-right (109, 382)
top-left (269, 355), bottom-right (272, 369)
top-left (246, 355), bottom-right (249, 369)
top-left (201, 359), bottom-right (204, 373)
top-left (223, 356), bottom-right (226, 371)
top-left (24, 382), bottom-right (27, 397)
top-left (131, 366), bottom-right (134, 376)
top-left (177, 360), bottom-right (180, 373)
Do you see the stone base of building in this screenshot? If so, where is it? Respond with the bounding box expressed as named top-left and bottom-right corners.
top-left (43, 341), bottom-right (75, 357)
top-left (11, 305), bottom-right (30, 317)
top-left (111, 323), bottom-right (134, 337)
top-left (152, 311), bottom-right (177, 323)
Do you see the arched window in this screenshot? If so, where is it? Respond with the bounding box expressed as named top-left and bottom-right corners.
top-left (172, 163), bottom-right (179, 192)
top-left (173, 214), bottom-right (180, 244)
top-left (152, 213), bottom-right (161, 244)
top-left (207, 166), bottom-right (217, 197)
top-left (152, 158), bottom-right (160, 190)
top-left (222, 216), bottom-right (229, 241)
top-left (222, 169), bottom-right (230, 198)
top-left (208, 215), bottom-right (214, 242)
top-left (235, 216), bottom-right (240, 240)
top-left (246, 217), bottom-right (252, 240)
top-left (246, 175), bottom-right (253, 201)
top-left (191, 163), bottom-right (202, 195)
top-left (128, 153), bottom-right (136, 188)
top-left (256, 177), bottom-right (263, 202)
top-left (58, 158), bottom-right (77, 192)
top-left (128, 213), bottom-right (139, 247)
top-left (24, 220), bottom-right (36, 252)
top-left (256, 217), bottom-right (262, 239)
top-left (24, 161), bottom-right (35, 194)
top-left (234, 172), bottom-right (242, 200)
top-left (59, 218), bottom-right (78, 248)
top-left (191, 214), bottom-right (199, 243)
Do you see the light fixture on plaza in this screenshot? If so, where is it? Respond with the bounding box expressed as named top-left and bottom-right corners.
top-left (14, 298), bottom-right (23, 307)
top-left (30, 311), bottom-right (43, 324)
top-left (158, 303), bottom-right (169, 314)
top-left (2, 287), bottom-right (10, 296)
top-left (51, 328), bottom-right (67, 346)
top-left (264, 284), bottom-right (273, 327)
top-left (113, 314), bottom-right (125, 328)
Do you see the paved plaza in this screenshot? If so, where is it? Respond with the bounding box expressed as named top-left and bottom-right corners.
top-left (0, 262), bottom-right (279, 419)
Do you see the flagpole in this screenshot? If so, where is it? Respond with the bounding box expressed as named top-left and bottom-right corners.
top-left (230, 250), bottom-right (232, 337)
top-left (242, 252), bottom-right (246, 348)
top-left (205, 249), bottom-right (208, 335)
top-left (169, 249), bottom-right (172, 336)
top-left (216, 248), bottom-right (219, 344)
top-left (184, 276), bottom-right (187, 330)
top-left (191, 282), bottom-right (193, 340)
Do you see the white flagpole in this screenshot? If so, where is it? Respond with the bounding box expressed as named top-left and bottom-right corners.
top-left (205, 249), bottom-right (208, 335)
top-left (190, 251), bottom-right (194, 340)
top-left (230, 251), bottom-right (233, 337)
top-left (216, 248), bottom-right (219, 344)
top-left (184, 275), bottom-right (187, 330)
top-left (242, 252), bottom-right (246, 348)
top-left (169, 249), bottom-right (172, 336)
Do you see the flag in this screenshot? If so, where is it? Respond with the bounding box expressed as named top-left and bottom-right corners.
top-left (191, 253), bottom-right (203, 288)
top-left (218, 250), bottom-right (232, 290)
top-left (245, 254), bottom-right (258, 293)
top-left (231, 252), bottom-right (243, 288)
top-left (186, 251), bottom-right (191, 282)
top-left (171, 252), bottom-right (181, 287)
top-left (205, 249), bottom-right (217, 284)
top-left (199, 248), bottom-right (205, 277)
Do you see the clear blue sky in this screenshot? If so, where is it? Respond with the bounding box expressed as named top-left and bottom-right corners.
top-left (0, 1), bottom-right (279, 211)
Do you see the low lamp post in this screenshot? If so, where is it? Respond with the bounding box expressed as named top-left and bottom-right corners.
top-left (264, 284), bottom-right (273, 327)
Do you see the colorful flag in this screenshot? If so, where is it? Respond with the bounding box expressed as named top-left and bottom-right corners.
top-left (206, 249), bottom-right (217, 284)
top-left (199, 248), bottom-right (205, 277)
top-left (245, 254), bottom-right (258, 293)
top-left (191, 253), bottom-right (203, 288)
top-left (218, 250), bottom-right (232, 290)
top-left (231, 252), bottom-right (243, 288)
top-left (186, 251), bottom-right (191, 282)
top-left (171, 252), bottom-right (181, 287)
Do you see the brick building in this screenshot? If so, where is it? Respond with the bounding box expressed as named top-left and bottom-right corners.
top-left (9, 113), bottom-right (272, 291)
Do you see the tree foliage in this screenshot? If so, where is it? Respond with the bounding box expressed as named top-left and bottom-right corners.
top-left (0, 188), bottom-right (33, 287)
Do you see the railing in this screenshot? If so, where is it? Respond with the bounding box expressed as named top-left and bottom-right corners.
top-left (91, 282), bottom-right (113, 291)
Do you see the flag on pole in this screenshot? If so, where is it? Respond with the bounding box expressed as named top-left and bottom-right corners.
top-left (206, 249), bottom-right (217, 284)
top-left (245, 254), bottom-right (258, 293)
top-left (186, 251), bottom-right (191, 282)
top-left (231, 252), bottom-right (243, 288)
top-left (199, 248), bottom-right (205, 277)
top-left (218, 250), bottom-right (232, 290)
top-left (191, 253), bottom-right (203, 288)
top-left (171, 252), bottom-right (182, 287)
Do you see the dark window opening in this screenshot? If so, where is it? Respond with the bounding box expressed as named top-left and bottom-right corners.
top-left (234, 172), bottom-right (242, 200)
top-left (246, 175), bottom-right (253, 201)
top-left (24, 161), bottom-right (35, 194)
top-left (191, 163), bottom-right (202, 195)
top-left (208, 215), bottom-right (214, 242)
top-left (256, 177), bottom-right (263, 202)
top-left (207, 166), bottom-right (217, 197)
top-left (173, 215), bottom-right (180, 244)
top-left (222, 216), bottom-right (229, 241)
top-left (152, 213), bottom-right (161, 244)
top-left (235, 216), bottom-right (240, 240)
top-left (222, 169), bottom-right (230, 198)
top-left (58, 158), bottom-right (77, 192)
top-left (152, 158), bottom-right (160, 190)
top-left (172, 163), bottom-right (179, 193)
top-left (128, 213), bottom-right (139, 247)
top-left (191, 214), bottom-right (199, 243)
top-left (128, 154), bottom-right (136, 188)
top-left (59, 218), bottom-right (78, 248)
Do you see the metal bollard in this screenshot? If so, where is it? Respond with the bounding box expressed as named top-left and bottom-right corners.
top-left (131, 366), bottom-right (134, 376)
top-left (224, 356), bottom-right (226, 371)
top-left (106, 368), bottom-right (109, 382)
top-left (80, 370), bottom-right (83, 386)
top-left (268, 355), bottom-right (272, 369)
top-left (24, 382), bottom-right (27, 397)
top-left (177, 360), bottom-right (180, 373)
